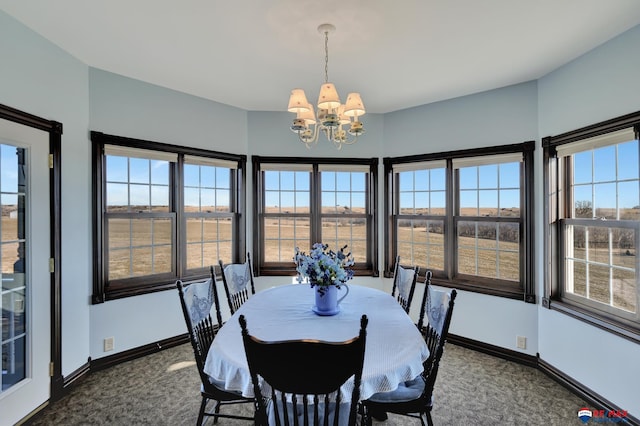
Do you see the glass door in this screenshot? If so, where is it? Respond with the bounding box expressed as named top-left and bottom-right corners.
top-left (0, 117), bottom-right (51, 422)
top-left (1, 144), bottom-right (27, 391)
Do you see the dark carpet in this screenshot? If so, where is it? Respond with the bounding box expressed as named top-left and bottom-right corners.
top-left (27, 343), bottom-right (587, 425)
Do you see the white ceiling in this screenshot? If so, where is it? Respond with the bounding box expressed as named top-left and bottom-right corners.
top-left (2, 0), bottom-right (640, 114)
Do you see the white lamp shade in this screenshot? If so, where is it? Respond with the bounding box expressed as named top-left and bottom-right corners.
top-left (299, 103), bottom-right (317, 125)
top-left (317, 83), bottom-right (341, 110)
top-left (288, 89), bottom-right (310, 113)
top-left (344, 92), bottom-right (366, 117)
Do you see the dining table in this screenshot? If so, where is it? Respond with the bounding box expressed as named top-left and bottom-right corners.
top-left (203, 283), bottom-right (429, 401)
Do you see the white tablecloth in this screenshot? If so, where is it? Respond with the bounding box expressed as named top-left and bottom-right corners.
top-left (203, 284), bottom-right (429, 401)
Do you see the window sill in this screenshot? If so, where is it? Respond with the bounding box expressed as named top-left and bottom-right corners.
top-left (258, 266), bottom-right (378, 278)
top-left (431, 277), bottom-right (533, 303)
top-left (543, 297), bottom-right (640, 345)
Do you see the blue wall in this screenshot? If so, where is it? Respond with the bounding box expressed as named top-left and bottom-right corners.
top-left (1, 6), bottom-right (639, 421)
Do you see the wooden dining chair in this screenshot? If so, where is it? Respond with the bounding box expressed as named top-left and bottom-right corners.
top-left (239, 314), bottom-right (369, 426)
top-left (391, 255), bottom-right (420, 314)
top-left (218, 253), bottom-right (256, 315)
top-left (176, 266), bottom-right (254, 425)
top-left (363, 270), bottom-right (457, 426)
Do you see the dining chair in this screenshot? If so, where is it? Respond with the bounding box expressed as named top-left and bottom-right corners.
top-left (363, 270), bottom-right (457, 426)
top-left (218, 253), bottom-right (256, 315)
top-left (391, 255), bottom-right (420, 314)
top-left (239, 314), bottom-right (369, 426)
top-left (176, 266), bottom-right (254, 425)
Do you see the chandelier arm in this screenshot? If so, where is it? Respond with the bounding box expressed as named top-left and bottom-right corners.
top-left (298, 124), bottom-right (320, 148)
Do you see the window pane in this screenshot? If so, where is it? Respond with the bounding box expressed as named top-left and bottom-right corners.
top-left (594, 183), bottom-right (616, 218)
top-left (564, 223), bottom-right (637, 314)
top-left (619, 181), bottom-right (639, 216)
top-left (216, 189), bottom-right (230, 212)
top-left (184, 164), bottom-right (200, 187)
top-left (459, 190), bottom-right (478, 215)
top-left (594, 145), bottom-right (616, 182)
top-left (264, 217), bottom-right (310, 262)
top-left (573, 151), bottom-right (592, 184)
top-left (184, 187), bottom-right (199, 209)
top-left (399, 171), bottom-right (414, 191)
top-left (321, 171), bottom-right (365, 213)
top-left (200, 167), bottom-right (215, 187)
top-left (201, 189), bottom-right (215, 210)
top-left (457, 221), bottom-right (519, 281)
top-left (459, 167), bottom-right (477, 189)
top-left (397, 219), bottom-right (444, 272)
top-left (150, 160), bottom-right (169, 185)
top-left (613, 268), bottom-right (636, 313)
top-left (351, 173), bottom-right (365, 191)
top-left (479, 190), bottom-right (498, 215)
top-left (280, 171), bottom-right (295, 191)
top-left (618, 141), bottom-right (639, 181)
top-left (129, 158), bottom-right (149, 184)
top-left (107, 217), bottom-right (174, 279)
top-left (186, 218), bottom-right (233, 270)
top-left (499, 162), bottom-right (519, 189)
top-left (151, 185), bottom-right (169, 212)
top-left (430, 191), bottom-right (445, 215)
top-left (106, 155), bottom-right (128, 182)
top-left (216, 167), bottom-right (230, 189)
top-left (400, 192), bottom-right (415, 214)
top-left (431, 169), bottom-right (446, 191)
top-left (499, 189), bottom-right (520, 216)
top-left (130, 184), bottom-right (150, 210)
top-left (321, 218), bottom-right (367, 264)
top-left (106, 183), bottom-right (128, 212)
top-left (414, 170), bottom-right (428, 191)
top-left (478, 164), bottom-right (497, 189)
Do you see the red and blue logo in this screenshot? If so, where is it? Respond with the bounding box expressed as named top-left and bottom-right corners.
top-left (577, 408), bottom-right (628, 423)
top-left (578, 408), bottom-right (593, 423)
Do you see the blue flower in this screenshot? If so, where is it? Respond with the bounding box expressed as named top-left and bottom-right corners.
top-left (294, 243), bottom-right (355, 288)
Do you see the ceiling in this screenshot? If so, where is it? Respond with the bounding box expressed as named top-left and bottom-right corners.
top-left (2, 0), bottom-right (640, 114)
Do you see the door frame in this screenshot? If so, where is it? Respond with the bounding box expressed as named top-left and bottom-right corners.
top-left (0, 103), bottom-right (63, 399)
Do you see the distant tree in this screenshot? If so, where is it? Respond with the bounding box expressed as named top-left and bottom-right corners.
top-left (575, 200), bottom-right (593, 218)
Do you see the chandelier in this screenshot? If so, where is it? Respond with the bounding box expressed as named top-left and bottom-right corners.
top-left (287, 23), bottom-right (366, 150)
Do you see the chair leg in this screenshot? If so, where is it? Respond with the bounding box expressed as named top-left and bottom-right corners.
top-left (212, 400), bottom-right (221, 424)
top-left (425, 410), bottom-right (434, 426)
top-left (362, 407), bottom-right (371, 426)
top-left (197, 396), bottom-right (208, 426)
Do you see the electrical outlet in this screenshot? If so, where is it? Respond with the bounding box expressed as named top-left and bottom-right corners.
top-left (516, 335), bottom-right (527, 350)
top-left (104, 337), bottom-right (114, 352)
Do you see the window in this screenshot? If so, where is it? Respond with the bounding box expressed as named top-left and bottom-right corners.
top-left (1, 145), bottom-right (26, 393)
top-left (92, 132), bottom-right (246, 302)
top-left (253, 156), bottom-right (378, 276)
top-left (385, 142), bottom-right (534, 301)
top-left (544, 113), bottom-right (640, 341)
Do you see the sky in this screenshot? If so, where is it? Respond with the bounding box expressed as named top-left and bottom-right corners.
top-left (99, 138), bottom-right (640, 213)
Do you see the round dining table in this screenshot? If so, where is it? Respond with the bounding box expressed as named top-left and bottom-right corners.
top-left (203, 283), bottom-right (429, 401)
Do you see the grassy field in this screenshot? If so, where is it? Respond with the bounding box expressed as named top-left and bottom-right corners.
top-left (1, 215), bottom-right (20, 274)
top-left (2, 202), bottom-right (636, 314)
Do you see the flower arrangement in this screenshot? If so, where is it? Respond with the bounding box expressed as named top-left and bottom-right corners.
top-left (294, 243), bottom-right (355, 294)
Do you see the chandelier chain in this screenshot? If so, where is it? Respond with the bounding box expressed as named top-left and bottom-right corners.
top-left (324, 30), bottom-right (329, 83)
